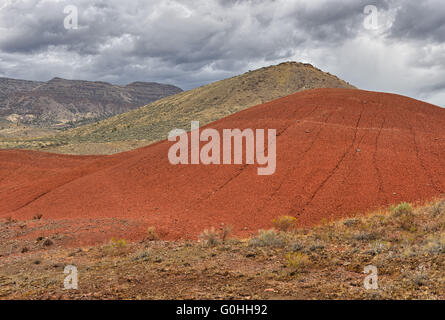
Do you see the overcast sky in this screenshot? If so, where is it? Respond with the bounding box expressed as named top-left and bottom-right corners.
top-left (0, 0), bottom-right (444, 106)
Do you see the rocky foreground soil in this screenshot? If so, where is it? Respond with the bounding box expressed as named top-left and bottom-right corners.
top-left (0, 200), bottom-right (443, 300)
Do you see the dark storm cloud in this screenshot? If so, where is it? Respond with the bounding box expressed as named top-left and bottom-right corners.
top-left (388, 0), bottom-right (445, 43)
top-left (0, 0), bottom-right (444, 105)
top-left (426, 82), bottom-right (445, 94)
top-left (0, 0), bottom-right (379, 62)
top-left (0, 0), bottom-right (138, 55)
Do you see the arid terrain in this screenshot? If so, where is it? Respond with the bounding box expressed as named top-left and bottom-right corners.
top-left (1, 65), bottom-right (444, 302)
top-left (1, 88), bottom-right (445, 244)
top-left (1, 85), bottom-right (444, 301)
top-left (0, 200), bottom-right (443, 299)
top-left (1, 0), bottom-right (444, 303)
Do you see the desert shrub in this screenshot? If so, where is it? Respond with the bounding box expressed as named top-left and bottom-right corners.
top-left (423, 234), bottom-right (445, 254)
top-left (200, 227), bottom-right (220, 246)
top-left (249, 229), bottom-right (285, 247)
top-left (220, 225), bottom-right (233, 243)
top-left (402, 246), bottom-right (416, 258)
top-left (33, 213), bottom-right (43, 220)
top-left (272, 216), bottom-right (298, 232)
top-left (308, 241), bottom-right (325, 251)
top-left (132, 250), bottom-right (150, 262)
top-left (390, 202), bottom-right (416, 231)
top-left (351, 231), bottom-right (378, 241)
top-left (285, 252), bottom-right (311, 272)
top-left (111, 237), bottom-right (127, 248)
top-left (289, 241), bottom-right (304, 252)
top-left (369, 214), bottom-right (387, 227)
top-left (430, 200), bottom-right (445, 217)
top-left (367, 240), bottom-right (389, 255)
top-left (343, 218), bottom-right (360, 227)
top-left (105, 237), bottom-right (128, 256)
top-left (200, 225), bottom-right (233, 246)
top-left (398, 213), bottom-right (417, 231)
top-left (146, 226), bottom-right (159, 241)
top-left (391, 202), bottom-right (413, 217)
top-left (420, 219), bottom-right (442, 233)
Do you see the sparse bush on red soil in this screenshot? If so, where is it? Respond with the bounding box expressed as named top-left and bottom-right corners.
top-left (0, 200), bottom-right (443, 299)
top-left (249, 229), bottom-right (286, 247)
top-left (146, 226), bottom-right (159, 241)
top-left (272, 216), bottom-right (298, 232)
top-left (285, 252), bottom-right (311, 273)
top-left (200, 227), bottom-right (220, 246)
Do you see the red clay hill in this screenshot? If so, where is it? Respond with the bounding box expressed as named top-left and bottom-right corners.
top-left (1, 88), bottom-right (445, 242)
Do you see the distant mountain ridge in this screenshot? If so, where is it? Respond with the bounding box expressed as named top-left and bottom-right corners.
top-left (0, 77), bottom-right (182, 128)
top-left (1, 61), bottom-right (355, 154)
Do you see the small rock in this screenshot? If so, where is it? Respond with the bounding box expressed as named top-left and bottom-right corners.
top-left (43, 238), bottom-right (53, 246)
top-left (21, 247), bottom-right (29, 253)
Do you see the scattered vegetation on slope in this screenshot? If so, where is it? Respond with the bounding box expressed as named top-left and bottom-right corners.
top-left (0, 199), bottom-right (443, 299)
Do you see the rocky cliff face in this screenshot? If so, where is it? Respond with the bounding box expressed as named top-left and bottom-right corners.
top-left (0, 77), bottom-right (182, 128)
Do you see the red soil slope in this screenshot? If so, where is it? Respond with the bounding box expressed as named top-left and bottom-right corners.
top-left (1, 88), bottom-right (445, 242)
